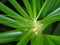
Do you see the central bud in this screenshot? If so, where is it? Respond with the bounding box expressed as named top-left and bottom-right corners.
top-left (33, 20), bottom-right (43, 35)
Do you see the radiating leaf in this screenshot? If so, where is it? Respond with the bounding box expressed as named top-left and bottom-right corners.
top-left (31, 34), bottom-right (37, 45)
top-left (0, 30), bottom-right (23, 39)
top-left (47, 35), bottom-right (60, 45)
top-left (32, 0), bottom-right (36, 19)
top-left (0, 38), bottom-right (19, 44)
top-left (46, 8), bottom-right (60, 17)
top-left (0, 15), bottom-right (29, 29)
top-left (23, 0), bottom-right (33, 20)
top-left (0, 30), bottom-right (27, 43)
top-left (0, 2), bottom-right (27, 22)
top-left (44, 35), bottom-right (55, 45)
top-left (8, 0), bottom-right (30, 19)
top-left (41, 0), bottom-right (56, 17)
top-left (36, 0), bottom-right (60, 19)
top-left (17, 30), bottom-right (33, 45)
top-left (32, 34), bottom-right (44, 45)
top-left (36, 0), bottom-right (42, 13)
top-left (41, 0), bottom-right (60, 17)
top-left (38, 8), bottom-right (60, 26)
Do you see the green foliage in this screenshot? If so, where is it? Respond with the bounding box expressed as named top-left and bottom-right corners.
top-left (0, 0), bottom-right (60, 45)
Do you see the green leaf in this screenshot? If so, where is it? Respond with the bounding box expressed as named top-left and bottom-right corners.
top-left (47, 35), bottom-right (60, 45)
top-left (41, 0), bottom-right (56, 17)
top-left (36, 0), bottom-right (42, 13)
top-left (39, 8), bottom-right (60, 26)
top-left (0, 15), bottom-right (29, 29)
top-left (32, 34), bottom-right (44, 45)
top-left (41, 0), bottom-right (60, 17)
top-left (50, 0), bottom-right (60, 13)
top-left (46, 8), bottom-right (60, 17)
top-left (36, 0), bottom-right (60, 19)
top-left (28, 0), bottom-right (32, 10)
top-left (32, 0), bottom-right (36, 19)
top-left (31, 34), bottom-right (37, 45)
top-left (17, 30), bottom-right (33, 45)
top-left (23, 0), bottom-right (33, 20)
top-left (0, 2), bottom-right (27, 22)
top-left (8, 0), bottom-right (30, 19)
top-left (0, 0), bottom-right (60, 45)
top-left (0, 38), bottom-right (19, 44)
top-left (44, 35), bottom-right (55, 45)
top-left (0, 30), bottom-right (23, 39)
top-left (0, 30), bottom-right (27, 43)
top-left (36, 0), bottom-right (47, 19)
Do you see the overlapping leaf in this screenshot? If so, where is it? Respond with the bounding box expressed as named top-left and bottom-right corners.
top-left (0, 0), bottom-right (60, 45)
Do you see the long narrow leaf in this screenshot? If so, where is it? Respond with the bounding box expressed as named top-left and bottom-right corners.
top-left (41, 0), bottom-right (56, 17)
top-left (0, 15), bottom-right (29, 29)
top-left (0, 2), bottom-right (27, 22)
top-left (32, 34), bottom-right (43, 45)
top-left (44, 35), bottom-right (55, 45)
top-left (36, 0), bottom-right (59, 19)
top-left (47, 35), bottom-right (60, 45)
top-left (32, 0), bottom-right (36, 19)
top-left (0, 38), bottom-right (19, 44)
top-left (23, 0), bottom-right (33, 20)
top-left (0, 30), bottom-right (23, 39)
top-left (0, 30), bottom-right (27, 43)
top-left (8, 0), bottom-right (30, 19)
top-left (50, 0), bottom-right (60, 13)
top-left (17, 30), bottom-right (33, 45)
top-left (36, 0), bottom-right (42, 13)
top-left (38, 8), bottom-right (60, 26)
top-left (31, 34), bottom-right (37, 45)
top-left (36, 0), bottom-right (47, 19)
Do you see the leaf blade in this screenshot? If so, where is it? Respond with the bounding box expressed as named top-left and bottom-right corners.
top-left (0, 2), bottom-right (27, 22)
top-left (23, 0), bottom-right (33, 20)
top-left (8, 0), bottom-right (30, 19)
top-left (0, 15), bottom-right (29, 29)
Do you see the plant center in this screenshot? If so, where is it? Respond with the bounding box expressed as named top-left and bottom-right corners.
top-left (33, 20), bottom-right (43, 35)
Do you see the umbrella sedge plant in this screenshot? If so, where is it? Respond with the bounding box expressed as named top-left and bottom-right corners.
top-left (0, 0), bottom-right (60, 45)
